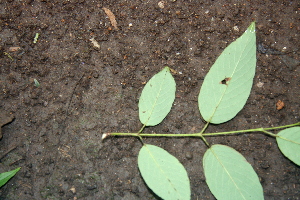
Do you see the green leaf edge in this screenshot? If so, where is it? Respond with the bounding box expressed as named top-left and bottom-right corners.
top-left (138, 66), bottom-right (176, 126)
top-left (138, 144), bottom-right (190, 200)
top-left (203, 144), bottom-right (264, 200)
top-left (0, 167), bottom-right (21, 188)
top-left (276, 127), bottom-right (300, 166)
top-left (198, 21), bottom-right (256, 124)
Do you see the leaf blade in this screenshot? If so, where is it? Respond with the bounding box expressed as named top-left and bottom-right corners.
top-left (198, 22), bottom-right (256, 124)
top-left (139, 67), bottom-right (176, 126)
top-left (138, 144), bottom-right (190, 200)
top-left (0, 167), bottom-right (21, 188)
top-left (276, 127), bottom-right (300, 166)
top-left (203, 144), bottom-right (263, 200)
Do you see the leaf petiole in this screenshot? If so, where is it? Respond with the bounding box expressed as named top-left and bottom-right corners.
top-left (138, 124), bottom-right (146, 134)
top-left (104, 122), bottom-right (299, 139)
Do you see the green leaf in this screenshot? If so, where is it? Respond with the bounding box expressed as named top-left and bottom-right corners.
top-left (276, 127), bottom-right (300, 166)
top-left (198, 22), bottom-right (256, 124)
top-left (203, 144), bottom-right (263, 200)
top-left (0, 167), bottom-right (21, 188)
top-left (138, 144), bottom-right (190, 200)
top-left (139, 67), bottom-right (176, 126)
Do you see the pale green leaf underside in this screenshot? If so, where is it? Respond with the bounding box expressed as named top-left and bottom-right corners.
top-left (199, 22), bottom-right (256, 124)
top-left (276, 127), bottom-right (300, 166)
top-left (139, 67), bottom-right (176, 126)
top-left (138, 144), bottom-right (190, 200)
top-left (0, 167), bottom-right (21, 188)
top-left (203, 144), bottom-right (263, 200)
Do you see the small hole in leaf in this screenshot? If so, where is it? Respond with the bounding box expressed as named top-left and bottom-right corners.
top-left (220, 77), bottom-right (231, 85)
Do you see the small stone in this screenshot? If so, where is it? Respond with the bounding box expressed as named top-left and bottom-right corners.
top-left (276, 100), bottom-right (284, 110)
top-left (256, 82), bottom-right (264, 88)
top-left (86, 185), bottom-right (97, 190)
top-left (233, 25), bottom-right (239, 32)
top-left (158, 1), bottom-right (165, 9)
top-left (260, 160), bottom-right (270, 169)
top-left (185, 151), bottom-right (193, 160)
top-left (70, 186), bottom-right (76, 194)
top-left (282, 46), bottom-right (287, 52)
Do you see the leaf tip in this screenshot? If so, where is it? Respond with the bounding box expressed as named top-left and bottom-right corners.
top-left (163, 66), bottom-right (170, 71)
top-left (248, 21), bottom-right (256, 33)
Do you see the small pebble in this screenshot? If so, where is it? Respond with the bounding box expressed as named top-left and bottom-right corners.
top-left (260, 160), bottom-right (270, 169)
top-left (282, 46), bottom-right (287, 52)
top-left (256, 82), bottom-right (264, 88)
top-left (70, 187), bottom-right (76, 194)
top-left (233, 26), bottom-right (239, 32)
top-left (276, 100), bottom-right (284, 110)
top-left (185, 151), bottom-right (193, 160)
top-left (86, 185), bottom-right (97, 190)
top-left (158, 1), bottom-right (165, 9)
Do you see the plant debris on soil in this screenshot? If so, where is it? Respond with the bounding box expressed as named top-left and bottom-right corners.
top-left (0, 0), bottom-right (299, 199)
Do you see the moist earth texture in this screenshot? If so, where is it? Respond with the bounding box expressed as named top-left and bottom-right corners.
top-left (0, 0), bottom-right (299, 199)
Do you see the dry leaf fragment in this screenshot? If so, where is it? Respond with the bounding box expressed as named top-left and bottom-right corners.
top-left (276, 100), bottom-right (284, 110)
top-left (8, 47), bottom-right (21, 52)
top-left (169, 68), bottom-right (179, 74)
top-left (89, 38), bottom-right (100, 48)
top-left (103, 7), bottom-right (119, 30)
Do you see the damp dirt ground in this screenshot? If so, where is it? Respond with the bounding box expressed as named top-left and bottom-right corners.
top-left (0, 0), bottom-right (299, 199)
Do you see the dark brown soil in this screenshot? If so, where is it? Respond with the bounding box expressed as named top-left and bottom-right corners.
top-left (0, 0), bottom-right (299, 199)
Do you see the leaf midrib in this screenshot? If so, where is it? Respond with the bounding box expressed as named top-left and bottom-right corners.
top-left (210, 147), bottom-right (247, 200)
top-left (208, 32), bottom-right (253, 123)
top-left (144, 70), bottom-right (168, 126)
top-left (144, 145), bottom-right (183, 198)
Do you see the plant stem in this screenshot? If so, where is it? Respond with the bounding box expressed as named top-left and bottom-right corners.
top-left (200, 122), bottom-right (210, 135)
top-left (138, 124), bottom-right (146, 134)
top-left (260, 130), bottom-right (278, 138)
top-left (200, 135), bottom-right (210, 147)
top-left (203, 122), bottom-right (299, 136)
top-left (199, 122), bottom-right (211, 147)
top-left (105, 122), bottom-right (299, 138)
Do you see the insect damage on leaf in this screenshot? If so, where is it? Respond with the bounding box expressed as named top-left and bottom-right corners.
top-left (198, 22), bottom-right (256, 124)
top-left (219, 77), bottom-right (231, 85)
